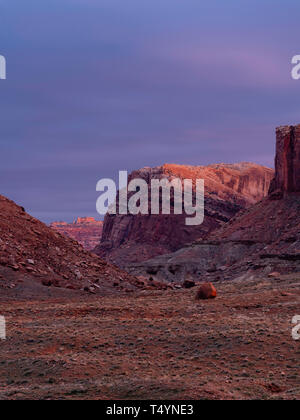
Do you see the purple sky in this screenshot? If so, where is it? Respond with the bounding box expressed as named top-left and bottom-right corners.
top-left (1, 0), bottom-right (300, 223)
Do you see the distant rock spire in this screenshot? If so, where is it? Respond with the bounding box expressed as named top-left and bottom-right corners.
top-left (269, 125), bottom-right (300, 195)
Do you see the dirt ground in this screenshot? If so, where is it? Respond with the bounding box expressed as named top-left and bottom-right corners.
top-left (0, 273), bottom-right (299, 400)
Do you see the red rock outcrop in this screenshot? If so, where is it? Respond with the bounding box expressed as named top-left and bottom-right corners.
top-left (50, 217), bottom-right (103, 250)
top-left (269, 125), bottom-right (300, 195)
top-left (95, 163), bottom-right (274, 266)
top-left (0, 195), bottom-right (139, 293)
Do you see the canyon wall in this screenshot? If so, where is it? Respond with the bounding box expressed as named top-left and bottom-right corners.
top-left (95, 163), bottom-right (274, 266)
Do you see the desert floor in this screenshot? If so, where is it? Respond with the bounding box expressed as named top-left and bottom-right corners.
top-left (0, 274), bottom-right (299, 400)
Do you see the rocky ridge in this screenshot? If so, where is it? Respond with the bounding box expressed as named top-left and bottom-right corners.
top-left (50, 217), bottom-right (103, 251)
top-left (0, 195), bottom-right (140, 293)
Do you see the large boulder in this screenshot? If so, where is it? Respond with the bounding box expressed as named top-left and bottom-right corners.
top-left (196, 283), bottom-right (217, 300)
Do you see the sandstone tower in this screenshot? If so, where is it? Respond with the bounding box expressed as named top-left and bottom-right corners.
top-left (270, 125), bottom-right (300, 194)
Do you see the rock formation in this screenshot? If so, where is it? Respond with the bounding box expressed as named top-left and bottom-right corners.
top-left (50, 217), bottom-right (103, 250)
top-left (0, 195), bottom-right (140, 293)
top-left (269, 125), bottom-right (300, 195)
top-left (95, 163), bottom-right (274, 266)
top-left (127, 125), bottom-right (300, 283)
